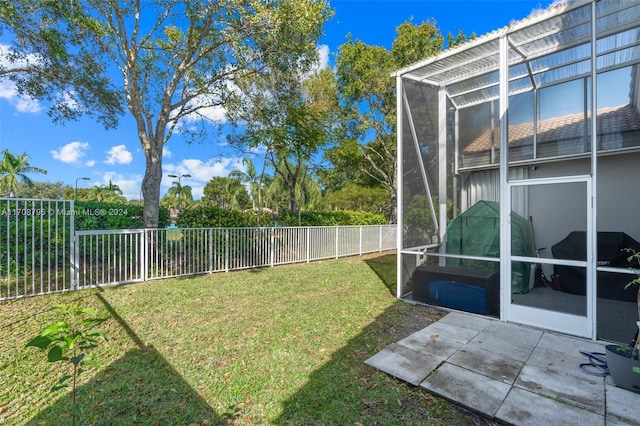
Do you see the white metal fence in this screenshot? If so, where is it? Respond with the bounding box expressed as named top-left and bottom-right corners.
top-left (0, 199), bottom-right (396, 300)
top-left (75, 225), bottom-right (396, 289)
top-left (0, 199), bottom-right (75, 300)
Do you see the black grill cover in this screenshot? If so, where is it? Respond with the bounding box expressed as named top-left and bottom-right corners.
top-left (551, 231), bottom-right (640, 301)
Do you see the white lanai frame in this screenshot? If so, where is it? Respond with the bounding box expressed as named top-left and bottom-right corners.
top-left (395, 0), bottom-right (640, 339)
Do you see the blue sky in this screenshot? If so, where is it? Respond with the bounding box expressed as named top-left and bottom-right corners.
top-left (0, 0), bottom-right (555, 200)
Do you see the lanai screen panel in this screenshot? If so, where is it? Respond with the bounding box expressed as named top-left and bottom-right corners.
top-left (401, 79), bottom-right (440, 249)
top-left (396, 0), bottom-right (640, 270)
top-left (438, 0), bottom-right (640, 172)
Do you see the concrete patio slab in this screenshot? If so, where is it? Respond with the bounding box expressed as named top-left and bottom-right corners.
top-left (364, 343), bottom-right (441, 386)
top-left (606, 379), bottom-right (640, 425)
top-left (496, 387), bottom-right (605, 426)
top-left (397, 327), bottom-right (465, 357)
top-left (414, 319), bottom-right (481, 344)
top-left (447, 345), bottom-right (524, 385)
top-left (420, 362), bottom-right (511, 416)
top-left (436, 310), bottom-right (493, 332)
top-left (365, 311), bottom-right (640, 425)
top-left (514, 362), bottom-right (605, 414)
top-left (535, 331), bottom-right (606, 361)
top-left (465, 321), bottom-right (542, 362)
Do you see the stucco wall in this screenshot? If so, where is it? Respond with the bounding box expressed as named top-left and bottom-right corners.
top-left (527, 151), bottom-right (640, 260)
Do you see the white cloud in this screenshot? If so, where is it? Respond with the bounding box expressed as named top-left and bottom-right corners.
top-left (316, 44), bottom-right (330, 70)
top-left (60, 91), bottom-right (81, 112)
top-left (51, 141), bottom-right (90, 164)
top-left (0, 44), bottom-right (43, 113)
top-left (15, 96), bottom-right (42, 113)
top-left (527, 0), bottom-right (567, 19)
top-left (178, 93), bottom-right (228, 126)
top-left (162, 146), bottom-right (172, 158)
top-left (175, 66), bottom-right (242, 128)
top-left (0, 80), bottom-right (42, 113)
top-left (163, 157), bottom-right (243, 200)
top-left (101, 172), bottom-right (142, 201)
top-left (0, 80), bottom-right (16, 99)
top-left (302, 44), bottom-right (332, 79)
top-left (105, 145), bottom-right (133, 165)
top-left (85, 160), bottom-right (96, 167)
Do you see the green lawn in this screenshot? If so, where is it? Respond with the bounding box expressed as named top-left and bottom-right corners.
top-left (1, 253), bottom-right (486, 425)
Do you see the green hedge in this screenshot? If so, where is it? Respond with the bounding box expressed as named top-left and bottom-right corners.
top-left (277, 210), bottom-right (388, 226)
top-left (176, 206), bottom-right (387, 228)
top-left (177, 206), bottom-right (275, 228)
top-left (74, 201), bottom-right (170, 230)
top-left (72, 203), bottom-right (386, 230)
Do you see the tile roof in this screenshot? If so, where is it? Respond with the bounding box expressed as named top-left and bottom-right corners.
top-left (462, 104), bottom-right (640, 154)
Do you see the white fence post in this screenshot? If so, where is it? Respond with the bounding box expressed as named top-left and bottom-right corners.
top-left (208, 228), bottom-right (213, 273)
top-left (70, 200), bottom-right (78, 291)
top-left (225, 229), bottom-right (229, 272)
top-left (270, 227), bottom-right (275, 267)
top-left (141, 229), bottom-right (148, 282)
top-left (306, 227), bottom-right (310, 263)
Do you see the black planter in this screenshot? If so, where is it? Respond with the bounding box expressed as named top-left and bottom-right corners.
top-left (605, 344), bottom-right (640, 393)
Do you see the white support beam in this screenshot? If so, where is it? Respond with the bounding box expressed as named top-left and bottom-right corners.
top-left (438, 86), bottom-right (447, 266)
top-left (396, 75), bottom-right (404, 299)
top-left (587, 0), bottom-right (598, 340)
top-left (499, 34), bottom-right (510, 322)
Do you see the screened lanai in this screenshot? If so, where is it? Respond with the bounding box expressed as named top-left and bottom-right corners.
top-left (395, 0), bottom-right (640, 342)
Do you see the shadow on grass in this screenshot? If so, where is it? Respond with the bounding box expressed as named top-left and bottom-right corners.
top-left (274, 254), bottom-right (488, 425)
top-left (0, 292), bottom-right (99, 332)
top-left (365, 252), bottom-right (397, 296)
top-left (29, 293), bottom-right (220, 425)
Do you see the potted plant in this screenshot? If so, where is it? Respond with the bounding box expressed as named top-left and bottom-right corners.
top-left (605, 249), bottom-right (640, 393)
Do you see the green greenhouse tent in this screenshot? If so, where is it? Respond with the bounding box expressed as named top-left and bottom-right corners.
top-left (445, 200), bottom-right (534, 294)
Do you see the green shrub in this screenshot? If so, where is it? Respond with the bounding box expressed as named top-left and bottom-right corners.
top-left (176, 206), bottom-right (387, 228)
top-left (26, 303), bottom-right (108, 425)
top-left (177, 206), bottom-right (272, 228)
top-left (277, 210), bottom-right (388, 226)
top-left (73, 201), bottom-right (170, 230)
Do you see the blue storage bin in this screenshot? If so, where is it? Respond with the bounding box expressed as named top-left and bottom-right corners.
top-left (429, 280), bottom-right (487, 314)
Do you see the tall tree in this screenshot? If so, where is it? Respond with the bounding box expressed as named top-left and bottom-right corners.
top-left (228, 55), bottom-right (338, 212)
top-left (0, 2), bottom-right (123, 128)
top-left (265, 162), bottom-right (321, 214)
top-left (14, 181), bottom-right (66, 199)
top-left (0, 0), bottom-right (331, 227)
top-left (201, 176), bottom-right (250, 210)
top-left (334, 20), bottom-right (469, 222)
top-left (319, 184), bottom-right (390, 214)
top-left (0, 150), bottom-right (47, 197)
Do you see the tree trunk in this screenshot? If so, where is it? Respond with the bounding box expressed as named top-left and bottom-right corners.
top-left (389, 168), bottom-right (398, 224)
top-left (288, 182), bottom-right (297, 212)
top-left (141, 141), bottom-right (163, 229)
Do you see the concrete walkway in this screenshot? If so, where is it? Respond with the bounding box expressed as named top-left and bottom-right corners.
top-left (365, 311), bottom-right (639, 425)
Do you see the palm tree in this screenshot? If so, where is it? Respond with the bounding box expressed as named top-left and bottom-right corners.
top-left (0, 149), bottom-right (47, 197)
top-left (88, 180), bottom-right (126, 203)
top-left (265, 163), bottom-right (320, 217)
top-left (229, 158), bottom-right (263, 211)
top-left (167, 180), bottom-right (193, 210)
